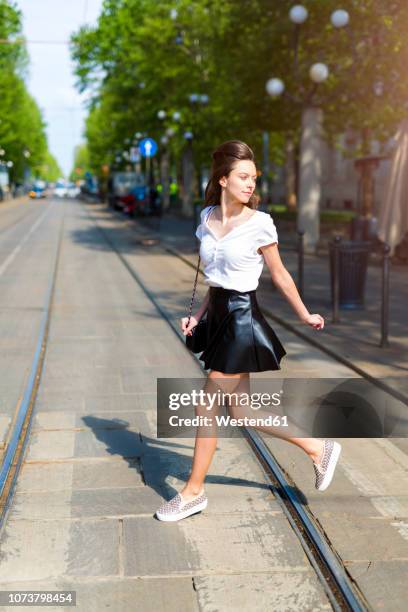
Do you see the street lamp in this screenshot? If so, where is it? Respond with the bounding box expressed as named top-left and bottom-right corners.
top-left (170, 6), bottom-right (184, 45)
top-left (266, 78), bottom-right (285, 98)
top-left (289, 5), bottom-right (308, 24)
top-left (189, 93), bottom-right (209, 107)
top-left (266, 6), bottom-right (349, 252)
top-left (309, 63), bottom-right (329, 83)
top-left (22, 149), bottom-right (31, 189)
top-left (331, 10), bottom-right (349, 28)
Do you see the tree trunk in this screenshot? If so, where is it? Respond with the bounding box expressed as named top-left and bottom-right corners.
top-left (298, 106), bottom-right (323, 253)
top-left (285, 137), bottom-right (297, 211)
top-left (181, 141), bottom-right (194, 217)
top-left (160, 149), bottom-right (170, 211)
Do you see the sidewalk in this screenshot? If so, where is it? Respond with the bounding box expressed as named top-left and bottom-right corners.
top-left (0, 195), bottom-right (29, 209)
top-left (135, 212), bottom-right (408, 390)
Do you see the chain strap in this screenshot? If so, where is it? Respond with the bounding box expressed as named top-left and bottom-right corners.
top-left (187, 204), bottom-right (213, 324)
top-left (187, 254), bottom-right (201, 325)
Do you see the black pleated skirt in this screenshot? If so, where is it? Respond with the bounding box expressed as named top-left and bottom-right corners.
top-left (198, 287), bottom-right (287, 374)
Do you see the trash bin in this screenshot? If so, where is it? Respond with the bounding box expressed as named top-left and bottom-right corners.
top-left (329, 239), bottom-right (371, 309)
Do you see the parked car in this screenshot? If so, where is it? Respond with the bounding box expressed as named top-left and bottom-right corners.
top-left (108, 172), bottom-right (145, 212)
top-left (29, 180), bottom-right (47, 199)
top-left (54, 179), bottom-right (67, 198)
top-left (66, 182), bottom-right (80, 198)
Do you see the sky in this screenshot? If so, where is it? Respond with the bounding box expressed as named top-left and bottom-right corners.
top-left (17, 0), bottom-right (103, 176)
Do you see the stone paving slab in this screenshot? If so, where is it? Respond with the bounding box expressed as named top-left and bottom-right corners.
top-left (119, 364), bottom-right (199, 393)
top-left (39, 373), bottom-right (123, 395)
top-left (193, 572), bottom-right (332, 611)
top-left (0, 518), bottom-right (120, 582)
top-left (345, 560), bottom-right (408, 612)
top-left (0, 578), bottom-right (200, 612)
top-left (25, 428), bottom-right (145, 462)
top-left (10, 486), bottom-right (161, 520)
top-left (17, 458), bottom-right (143, 493)
top-left (34, 391), bottom-right (157, 413)
top-left (318, 514), bottom-right (408, 561)
top-left (31, 410), bottom-right (155, 436)
top-left (123, 513), bottom-right (309, 575)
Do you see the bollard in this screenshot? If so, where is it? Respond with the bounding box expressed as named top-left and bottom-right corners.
top-left (380, 243), bottom-right (390, 348)
top-left (297, 229), bottom-right (304, 300)
top-left (332, 235), bottom-right (342, 323)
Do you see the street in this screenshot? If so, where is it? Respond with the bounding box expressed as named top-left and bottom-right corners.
top-left (0, 197), bottom-right (406, 610)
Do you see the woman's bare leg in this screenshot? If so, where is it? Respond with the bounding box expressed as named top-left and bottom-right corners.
top-left (180, 370), bottom-right (244, 500)
top-left (181, 371), bottom-right (326, 501)
top-left (227, 373), bottom-right (325, 463)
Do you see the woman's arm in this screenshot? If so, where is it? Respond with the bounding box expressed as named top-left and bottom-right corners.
top-left (193, 288), bottom-right (210, 320)
top-left (260, 243), bottom-right (324, 330)
top-left (181, 288), bottom-right (210, 336)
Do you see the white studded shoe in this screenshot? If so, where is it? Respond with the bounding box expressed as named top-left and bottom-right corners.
top-left (313, 440), bottom-right (342, 491)
top-left (155, 489), bottom-right (208, 522)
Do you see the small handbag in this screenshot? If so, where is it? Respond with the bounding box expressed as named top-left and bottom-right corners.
top-left (185, 254), bottom-right (208, 353)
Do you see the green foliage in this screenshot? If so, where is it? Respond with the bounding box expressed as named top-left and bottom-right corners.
top-left (0, 0), bottom-right (56, 183)
top-left (39, 151), bottom-right (62, 182)
top-left (70, 0), bottom-right (408, 176)
top-left (269, 204), bottom-right (356, 223)
top-left (69, 143), bottom-right (91, 181)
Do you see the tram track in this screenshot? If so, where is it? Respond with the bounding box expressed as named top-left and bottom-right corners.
top-left (0, 203), bottom-right (65, 529)
top-left (83, 204), bottom-right (371, 612)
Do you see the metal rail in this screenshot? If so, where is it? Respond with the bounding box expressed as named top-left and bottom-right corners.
top-left (0, 203), bottom-right (65, 527)
top-left (246, 429), bottom-right (370, 611)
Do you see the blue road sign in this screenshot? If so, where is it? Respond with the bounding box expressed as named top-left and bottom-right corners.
top-left (139, 138), bottom-right (158, 158)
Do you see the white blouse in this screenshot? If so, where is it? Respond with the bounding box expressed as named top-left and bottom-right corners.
top-left (195, 205), bottom-right (279, 292)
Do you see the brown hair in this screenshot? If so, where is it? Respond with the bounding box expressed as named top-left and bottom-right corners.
top-left (204, 140), bottom-right (260, 210)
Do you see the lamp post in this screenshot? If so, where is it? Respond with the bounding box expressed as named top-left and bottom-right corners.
top-left (266, 6), bottom-right (349, 253)
top-left (180, 93), bottom-right (209, 216)
top-left (23, 149), bottom-right (31, 193)
top-left (181, 130), bottom-right (194, 217)
top-left (156, 109), bottom-right (181, 212)
top-left (157, 109), bottom-right (173, 211)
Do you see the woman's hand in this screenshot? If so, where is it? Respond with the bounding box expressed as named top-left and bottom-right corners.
top-left (181, 315), bottom-right (200, 336)
top-left (302, 313), bottom-right (324, 330)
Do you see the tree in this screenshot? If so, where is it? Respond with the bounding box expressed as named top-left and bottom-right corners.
top-left (0, 0), bottom-right (57, 183)
top-left (39, 151), bottom-right (62, 182)
top-left (69, 143), bottom-right (91, 181)
top-left (71, 0), bottom-right (408, 181)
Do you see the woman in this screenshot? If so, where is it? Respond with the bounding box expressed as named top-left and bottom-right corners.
top-left (155, 140), bottom-right (341, 522)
